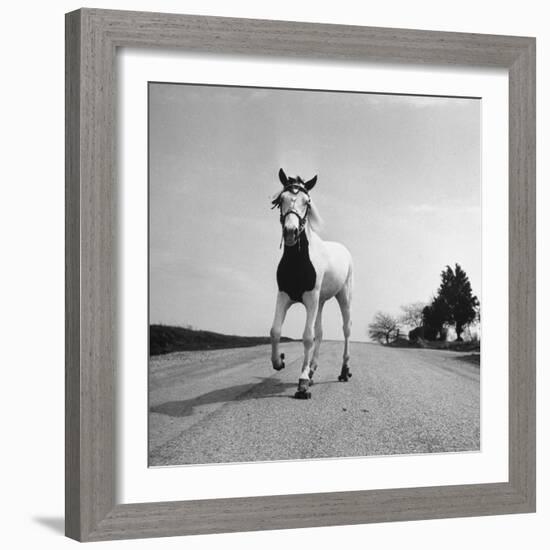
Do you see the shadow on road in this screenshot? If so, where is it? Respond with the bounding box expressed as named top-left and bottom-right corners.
top-left (151, 376), bottom-right (297, 418)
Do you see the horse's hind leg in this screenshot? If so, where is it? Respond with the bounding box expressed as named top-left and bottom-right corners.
top-left (336, 276), bottom-right (352, 382)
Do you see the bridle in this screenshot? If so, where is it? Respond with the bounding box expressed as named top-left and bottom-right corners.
top-left (271, 183), bottom-right (311, 248)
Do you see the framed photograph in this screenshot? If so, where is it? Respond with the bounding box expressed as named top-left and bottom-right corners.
top-left (65, 8), bottom-right (536, 542)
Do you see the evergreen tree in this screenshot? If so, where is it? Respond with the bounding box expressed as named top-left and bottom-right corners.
top-left (435, 263), bottom-right (479, 341)
top-left (422, 295), bottom-right (449, 340)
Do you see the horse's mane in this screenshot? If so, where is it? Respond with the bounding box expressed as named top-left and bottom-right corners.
top-left (307, 200), bottom-right (323, 233)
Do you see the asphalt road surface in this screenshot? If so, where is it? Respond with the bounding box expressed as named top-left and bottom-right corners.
top-left (149, 342), bottom-right (480, 466)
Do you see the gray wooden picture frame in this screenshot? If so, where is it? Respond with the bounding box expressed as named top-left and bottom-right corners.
top-left (65, 8), bottom-right (536, 542)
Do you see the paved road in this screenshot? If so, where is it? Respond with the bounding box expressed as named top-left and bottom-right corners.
top-left (149, 342), bottom-right (480, 466)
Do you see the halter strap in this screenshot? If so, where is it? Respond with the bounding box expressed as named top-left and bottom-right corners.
top-left (280, 205), bottom-right (310, 229)
top-left (277, 202), bottom-right (310, 250)
top-left (270, 183), bottom-right (310, 209)
top-left (271, 183), bottom-right (311, 248)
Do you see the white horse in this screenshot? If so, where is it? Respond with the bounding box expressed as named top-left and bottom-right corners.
top-left (270, 168), bottom-right (353, 399)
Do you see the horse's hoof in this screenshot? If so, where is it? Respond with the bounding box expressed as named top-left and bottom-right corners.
top-left (294, 390), bottom-right (311, 400)
top-left (273, 353), bottom-right (285, 371)
top-left (295, 379), bottom-right (311, 397)
top-left (338, 366), bottom-right (351, 381)
top-left (309, 379), bottom-right (314, 386)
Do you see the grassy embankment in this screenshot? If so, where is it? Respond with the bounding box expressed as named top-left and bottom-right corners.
top-left (150, 324), bottom-right (293, 356)
top-left (388, 336), bottom-right (480, 365)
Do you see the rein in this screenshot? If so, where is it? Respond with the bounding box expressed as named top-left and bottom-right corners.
top-left (271, 183), bottom-right (311, 249)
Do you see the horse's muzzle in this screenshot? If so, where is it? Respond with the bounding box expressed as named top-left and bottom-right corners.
top-left (283, 227), bottom-right (299, 246)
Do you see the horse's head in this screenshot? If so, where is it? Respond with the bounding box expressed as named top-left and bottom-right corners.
top-left (272, 168), bottom-right (317, 247)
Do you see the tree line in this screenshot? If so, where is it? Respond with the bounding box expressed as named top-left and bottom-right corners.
top-left (368, 263), bottom-right (479, 344)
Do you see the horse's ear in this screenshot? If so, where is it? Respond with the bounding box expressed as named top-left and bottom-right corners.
top-left (278, 168), bottom-right (288, 186)
top-left (305, 175), bottom-right (317, 191)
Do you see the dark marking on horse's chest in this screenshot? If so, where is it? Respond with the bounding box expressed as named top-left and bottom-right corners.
top-left (277, 233), bottom-right (316, 302)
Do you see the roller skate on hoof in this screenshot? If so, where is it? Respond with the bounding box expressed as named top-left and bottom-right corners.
top-left (273, 353), bottom-right (285, 371)
top-left (294, 379), bottom-right (312, 399)
top-left (308, 365), bottom-right (317, 386)
top-left (338, 365), bottom-right (352, 382)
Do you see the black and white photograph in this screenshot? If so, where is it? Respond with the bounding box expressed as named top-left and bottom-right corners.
top-left (148, 82), bottom-right (481, 467)
top-left (2, 0), bottom-right (543, 546)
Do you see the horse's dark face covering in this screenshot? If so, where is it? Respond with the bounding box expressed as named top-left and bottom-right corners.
top-left (273, 168), bottom-right (318, 302)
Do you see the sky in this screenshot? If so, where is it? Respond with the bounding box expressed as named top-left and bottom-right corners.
top-left (149, 83), bottom-right (481, 341)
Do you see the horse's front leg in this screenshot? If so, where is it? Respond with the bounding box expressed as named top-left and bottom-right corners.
top-left (298, 291), bottom-right (320, 388)
top-left (309, 300), bottom-right (325, 383)
top-left (270, 291), bottom-right (292, 370)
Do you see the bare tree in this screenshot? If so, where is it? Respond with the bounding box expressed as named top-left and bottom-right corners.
top-left (368, 312), bottom-right (400, 344)
top-left (399, 302), bottom-right (426, 329)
